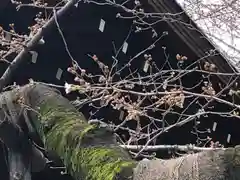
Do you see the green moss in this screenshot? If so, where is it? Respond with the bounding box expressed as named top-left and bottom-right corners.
top-left (34, 99), bottom-right (135, 180)
top-left (70, 147), bottom-right (135, 180)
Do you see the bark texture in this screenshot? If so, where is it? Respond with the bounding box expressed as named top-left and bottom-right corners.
top-left (133, 147), bottom-right (240, 180)
top-left (20, 84), bottom-right (136, 180)
top-left (1, 84), bottom-right (240, 180)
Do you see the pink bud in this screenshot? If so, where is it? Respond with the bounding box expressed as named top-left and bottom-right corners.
top-left (74, 77), bottom-right (80, 82)
top-left (67, 67), bottom-right (72, 72)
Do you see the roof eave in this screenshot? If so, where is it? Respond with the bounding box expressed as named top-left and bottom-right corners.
top-left (146, 0), bottom-right (238, 84)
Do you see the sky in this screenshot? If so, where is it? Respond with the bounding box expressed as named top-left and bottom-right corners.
top-left (176, 0), bottom-right (240, 71)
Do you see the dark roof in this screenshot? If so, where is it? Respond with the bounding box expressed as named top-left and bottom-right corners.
top-left (0, 0), bottom-right (237, 84)
top-left (0, 0), bottom-right (8, 9)
top-left (143, 0), bottom-right (238, 84)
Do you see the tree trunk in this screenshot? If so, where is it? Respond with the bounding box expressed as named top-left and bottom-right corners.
top-left (20, 84), bottom-right (136, 180)
top-left (1, 84), bottom-right (240, 180)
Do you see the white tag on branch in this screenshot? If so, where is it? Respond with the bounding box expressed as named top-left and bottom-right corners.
top-left (143, 60), bottom-right (150, 72)
top-left (4, 32), bottom-right (11, 42)
top-left (99, 19), bottom-right (105, 32)
top-left (30, 51), bottom-right (38, 63)
top-left (56, 68), bottom-right (63, 80)
top-left (227, 134), bottom-right (231, 143)
top-left (119, 110), bottom-right (124, 120)
top-left (212, 122), bottom-right (217, 132)
top-left (122, 41), bottom-right (128, 54)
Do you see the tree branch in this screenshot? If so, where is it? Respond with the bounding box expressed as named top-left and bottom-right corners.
top-left (0, 0), bottom-right (79, 92)
top-left (120, 144), bottom-right (225, 152)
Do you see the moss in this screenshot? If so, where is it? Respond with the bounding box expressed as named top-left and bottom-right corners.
top-left (34, 98), bottom-right (135, 180)
top-left (70, 147), bottom-right (135, 180)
